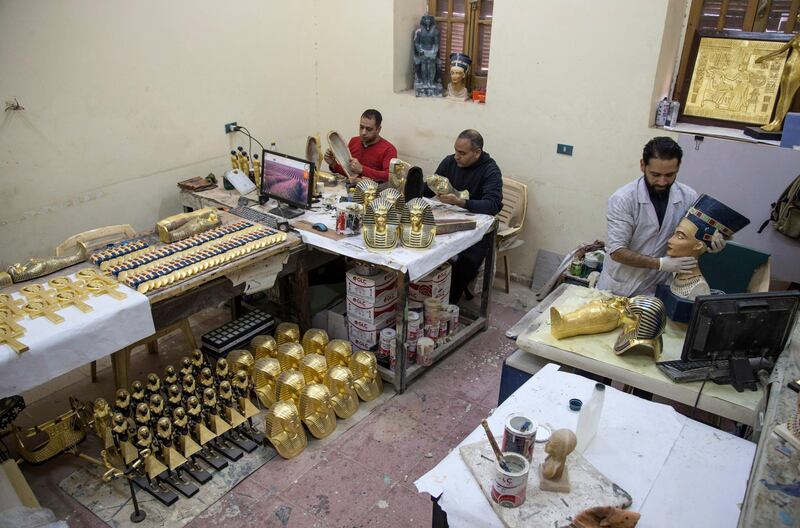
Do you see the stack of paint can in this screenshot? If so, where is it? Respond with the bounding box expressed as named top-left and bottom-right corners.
top-left (379, 328), bottom-right (398, 370)
top-left (406, 311), bottom-right (421, 363)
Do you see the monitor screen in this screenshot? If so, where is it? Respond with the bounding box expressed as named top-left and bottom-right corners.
top-left (682, 291), bottom-right (800, 362)
top-left (260, 149), bottom-right (314, 210)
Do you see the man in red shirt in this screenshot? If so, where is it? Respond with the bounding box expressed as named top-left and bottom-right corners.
top-left (324, 109), bottom-right (397, 183)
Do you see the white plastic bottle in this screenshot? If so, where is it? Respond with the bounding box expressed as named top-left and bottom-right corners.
top-left (575, 383), bottom-right (606, 453)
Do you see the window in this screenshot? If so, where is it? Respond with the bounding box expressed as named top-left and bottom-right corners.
top-left (429, 0), bottom-right (493, 91)
top-left (674, 0), bottom-right (799, 110)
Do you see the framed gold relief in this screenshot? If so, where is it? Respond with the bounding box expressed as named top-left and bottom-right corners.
top-left (679, 30), bottom-right (793, 128)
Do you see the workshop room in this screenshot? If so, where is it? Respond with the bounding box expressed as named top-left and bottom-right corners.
top-left (1, 1), bottom-right (799, 527)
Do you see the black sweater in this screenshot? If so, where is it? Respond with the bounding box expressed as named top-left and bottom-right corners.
top-left (425, 151), bottom-right (503, 215)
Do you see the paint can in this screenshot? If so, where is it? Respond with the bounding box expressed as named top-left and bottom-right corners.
top-left (378, 328), bottom-right (396, 364)
top-left (407, 311), bottom-right (421, 363)
top-left (438, 311), bottom-right (450, 342)
top-left (417, 337), bottom-right (435, 367)
top-left (501, 413), bottom-right (537, 462)
top-left (490, 452), bottom-right (529, 508)
top-left (446, 304), bottom-right (460, 335)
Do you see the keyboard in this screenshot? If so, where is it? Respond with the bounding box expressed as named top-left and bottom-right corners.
top-left (201, 310), bottom-right (275, 357)
top-left (228, 206), bottom-right (280, 229)
top-left (657, 359), bottom-right (729, 383)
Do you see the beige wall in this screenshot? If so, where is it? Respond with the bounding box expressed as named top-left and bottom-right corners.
top-left (1, 0), bottom-right (688, 279)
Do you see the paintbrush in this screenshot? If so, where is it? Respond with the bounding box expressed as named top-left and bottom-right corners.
top-left (481, 419), bottom-right (510, 471)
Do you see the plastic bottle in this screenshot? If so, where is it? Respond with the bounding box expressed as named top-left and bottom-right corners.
top-left (575, 383), bottom-right (605, 453)
top-left (655, 97), bottom-right (670, 127)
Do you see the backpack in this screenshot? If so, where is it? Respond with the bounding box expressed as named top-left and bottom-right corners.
top-left (758, 174), bottom-right (800, 239)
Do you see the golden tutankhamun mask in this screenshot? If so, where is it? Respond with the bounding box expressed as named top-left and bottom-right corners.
top-left (325, 339), bottom-right (353, 368)
top-left (253, 357), bottom-right (282, 408)
top-left (265, 401), bottom-right (307, 459)
top-left (550, 297), bottom-right (630, 340)
top-left (277, 342), bottom-right (306, 371)
top-left (363, 197), bottom-right (400, 250)
top-left (325, 365), bottom-right (359, 419)
top-left (275, 322), bottom-right (301, 346)
top-left (227, 349), bottom-right (255, 377)
top-left (388, 158), bottom-right (412, 194)
top-left (380, 188), bottom-right (406, 217)
top-left (250, 335), bottom-right (278, 360)
top-left (301, 328), bottom-right (329, 355)
top-left (156, 208), bottom-right (221, 244)
top-left (275, 369), bottom-right (306, 408)
top-left (426, 174), bottom-right (469, 201)
top-left (354, 179), bottom-right (379, 209)
top-left (400, 198), bottom-right (436, 249)
top-left (300, 353), bottom-right (328, 384)
top-left (349, 351), bottom-right (383, 402)
top-left (299, 383), bottom-right (337, 439)
top-left (613, 296), bottom-right (667, 361)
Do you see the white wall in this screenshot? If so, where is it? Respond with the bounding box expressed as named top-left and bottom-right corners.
top-left (0, 0), bottom-right (316, 265)
top-left (1, 0), bottom-right (693, 280)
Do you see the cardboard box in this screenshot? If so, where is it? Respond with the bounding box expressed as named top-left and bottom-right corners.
top-left (409, 263), bottom-right (452, 308)
top-left (350, 333), bottom-right (378, 351)
top-left (347, 294), bottom-right (397, 322)
top-left (348, 309), bottom-right (396, 333)
top-left (346, 268), bottom-right (397, 300)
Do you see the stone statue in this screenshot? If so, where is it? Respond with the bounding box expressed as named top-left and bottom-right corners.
top-left (668, 194), bottom-right (749, 301)
top-left (447, 53), bottom-right (472, 100)
top-left (539, 428), bottom-right (577, 492)
top-left (755, 33), bottom-right (800, 133)
top-left (413, 14), bottom-right (443, 97)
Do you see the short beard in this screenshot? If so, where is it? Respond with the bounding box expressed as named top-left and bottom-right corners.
top-left (645, 178), bottom-right (672, 197)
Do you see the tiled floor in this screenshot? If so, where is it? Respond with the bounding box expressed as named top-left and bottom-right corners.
top-left (11, 279), bottom-right (535, 528)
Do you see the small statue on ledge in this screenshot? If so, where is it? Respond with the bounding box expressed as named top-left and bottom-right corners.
top-left (447, 53), bottom-right (472, 101)
top-left (413, 14), bottom-right (443, 97)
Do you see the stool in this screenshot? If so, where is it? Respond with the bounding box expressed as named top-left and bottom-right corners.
top-left (90, 318), bottom-right (197, 390)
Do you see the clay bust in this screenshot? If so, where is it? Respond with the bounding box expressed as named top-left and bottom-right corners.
top-left (298, 383), bottom-right (337, 439)
top-left (363, 197), bottom-right (400, 250)
top-left (265, 401), bottom-right (307, 459)
top-left (447, 53), bottom-right (472, 100)
top-left (668, 194), bottom-right (750, 301)
top-left (539, 429), bottom-right (577, 492)
top-left (401, 198), bottom-right (436, 249)
top-left (550, 297), bottom-right (629, 340)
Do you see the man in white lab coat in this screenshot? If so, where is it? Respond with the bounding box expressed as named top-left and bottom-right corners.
top-left (596, 137), bottom-right (723, 297)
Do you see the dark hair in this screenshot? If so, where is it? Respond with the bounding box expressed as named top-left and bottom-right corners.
top-left (361, 109), bottom-right (382, 127)
top-left (457, 129), bottom-right (483, 150)
top-left (642, 137), bottom-right (682, 165)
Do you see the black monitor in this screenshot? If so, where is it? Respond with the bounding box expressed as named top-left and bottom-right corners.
top-left (682, 291), bottom-right (800, 391)
top-left (259, 149), bottom-right (314, 219)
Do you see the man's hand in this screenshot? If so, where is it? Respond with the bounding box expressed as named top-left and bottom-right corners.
top-left (323, 148), bottom-right (336, 166)
top-left (349, 158), bottom-right (363, 175)
top-left (659, 256), bottom-right (697, 273)
top-left (437, 193), bottom-right (466, 208)
top-left (708, 231), bottom-right (726, 253)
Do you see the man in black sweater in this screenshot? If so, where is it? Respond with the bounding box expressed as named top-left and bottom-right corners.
top-left (425, 129), bottom-right (503, 303)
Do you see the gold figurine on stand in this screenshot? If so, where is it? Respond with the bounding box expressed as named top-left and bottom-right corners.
top-left (400, 198), bottom-right (436, 249)
top-left (426, 174), bottom-right (469, 201)
top-left (363, 197), bottom-right (400, 250)
top-left (155, 208), bottom-right (221, 244)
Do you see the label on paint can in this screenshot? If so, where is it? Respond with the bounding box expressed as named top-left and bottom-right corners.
top-left (378, 328), bottom-right (396, 362)
top-left (417, 337), bottom-right (434, 366)
top-left (491, 452), bottom-right (529, 508)
top-left (446, 304), bottom-right (460, 335)
top-left (501, 414), bottom-right (537, 462)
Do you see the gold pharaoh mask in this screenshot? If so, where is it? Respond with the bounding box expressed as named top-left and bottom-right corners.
top-left (275, 322), bottom-right (301, 346)
top-left (363, 197), bottom-right (400, 250)
top-left (325, 339), bottom-right (353, 368)
top-left (275, 370), bottom-right (306, 408)
top-left (299, 383), bottom-right (337, 439)
top-left (349, 351), bottom-right (383, 402)
top-left (266, 401), bottom-right (307, 459)
top-left (301, 328), bottom-right (329, 356)
top-left (325, 365), bottom-right (359, 419)
top-left (613, 296), bottom-right (666, 361)
top-left (300, 353), bottom-right (328, 384)
top-left (227, 349), bottom-right (255, 377)
top-left (252, 357), bottom-right (281, 408)
top-left (250, 335), bottom-right (278, 360)
top-left (277, 342), bottom-right (306, 371)
top-left (354, 179), bottom-right (379, 209)
top-left (380, 187), bottom-right (406, 217)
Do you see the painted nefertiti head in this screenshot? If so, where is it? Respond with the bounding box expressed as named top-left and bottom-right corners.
top-left (349, 350), bottom-right (383, 402)
top-left (275, 369), bottom-right (306, 407)
top-left (250, 335), bottom-right (278, 360)
top-left (299, 383), bottom-right (337, 439)
top-left (275, 322), bottom-right (301, 346)
top-left (301, 328), bottom-right (329, 355)
top-left (278, 342), bottom-right (306, 371)
top-left (324, 339), bottom-right (353, 368)
top-left (300, 353), bottom-right (328, 384)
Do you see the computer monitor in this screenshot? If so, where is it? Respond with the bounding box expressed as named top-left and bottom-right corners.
top-left (260, 149), bottom-right (315, 219)
top-left (681, 290), bottom-right (800, 391)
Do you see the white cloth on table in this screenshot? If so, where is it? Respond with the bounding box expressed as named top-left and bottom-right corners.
top-left (0, 278), bottom-right (155, 398)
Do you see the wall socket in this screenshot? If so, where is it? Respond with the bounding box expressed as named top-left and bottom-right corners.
top-left (556, 143), bottom-right (574, 156)
top-left (224, 122), bottom-right (238, 134)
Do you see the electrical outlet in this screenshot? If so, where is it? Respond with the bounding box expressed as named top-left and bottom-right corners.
top-left (224, 122), bottom-right (238, 134)
top-left (556, 144), bottom-right (574, 156)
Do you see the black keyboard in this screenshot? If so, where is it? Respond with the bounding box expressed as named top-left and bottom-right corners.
top-left (201, 310), bottom-right (275, 357)
top-left (657, 359), bottom-right (729, 383)
top-left (228, 206), bottom-right (280, 229)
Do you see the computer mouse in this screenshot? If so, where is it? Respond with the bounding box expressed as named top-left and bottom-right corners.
top-left (312, 223), bottom-right (328, 232)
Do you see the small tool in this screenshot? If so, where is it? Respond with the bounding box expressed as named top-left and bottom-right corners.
top-left (481, 419), bottom-right (510, 471)
top-left (312, 223), bottom-right (328, 232)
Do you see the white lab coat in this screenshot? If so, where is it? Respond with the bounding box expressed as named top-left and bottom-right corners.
top-left (596, 176), bottom-right (698, 297)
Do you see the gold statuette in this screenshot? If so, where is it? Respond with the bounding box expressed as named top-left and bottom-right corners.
top-left (388, 158), bottom-right (412, 194)
top-left (14, 408), bottom-right (86, 463)
top-left (6, 244), bottom-right (87, 284)
top-left (400, 198), bottom-right (436, 249)
top-left (550, 297), bottom-right (629, 340)
top-left (353, 179), bottom-right (379, 209)
top-left (156, 208), bottom-right (221, 244)
top-left (363, 197), bottom-right (400, 250)
top-left (426, 174), bottom-right (469, 201)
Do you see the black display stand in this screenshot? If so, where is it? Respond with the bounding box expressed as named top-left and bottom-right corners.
top-left (743, 126), bottom-right (782, 141)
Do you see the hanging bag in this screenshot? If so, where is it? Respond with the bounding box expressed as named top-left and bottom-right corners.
top-left (758, 174), bottom-right (800, 239)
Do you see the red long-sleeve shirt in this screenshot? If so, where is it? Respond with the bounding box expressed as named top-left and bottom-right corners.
top-left (330, 136), bottom-right (397, 183)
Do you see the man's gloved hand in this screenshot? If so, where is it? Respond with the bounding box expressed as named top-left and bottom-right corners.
top-left (659, 256), bottom-right (697, 273)
top-left (708, 231), bottom-right (726, 253)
